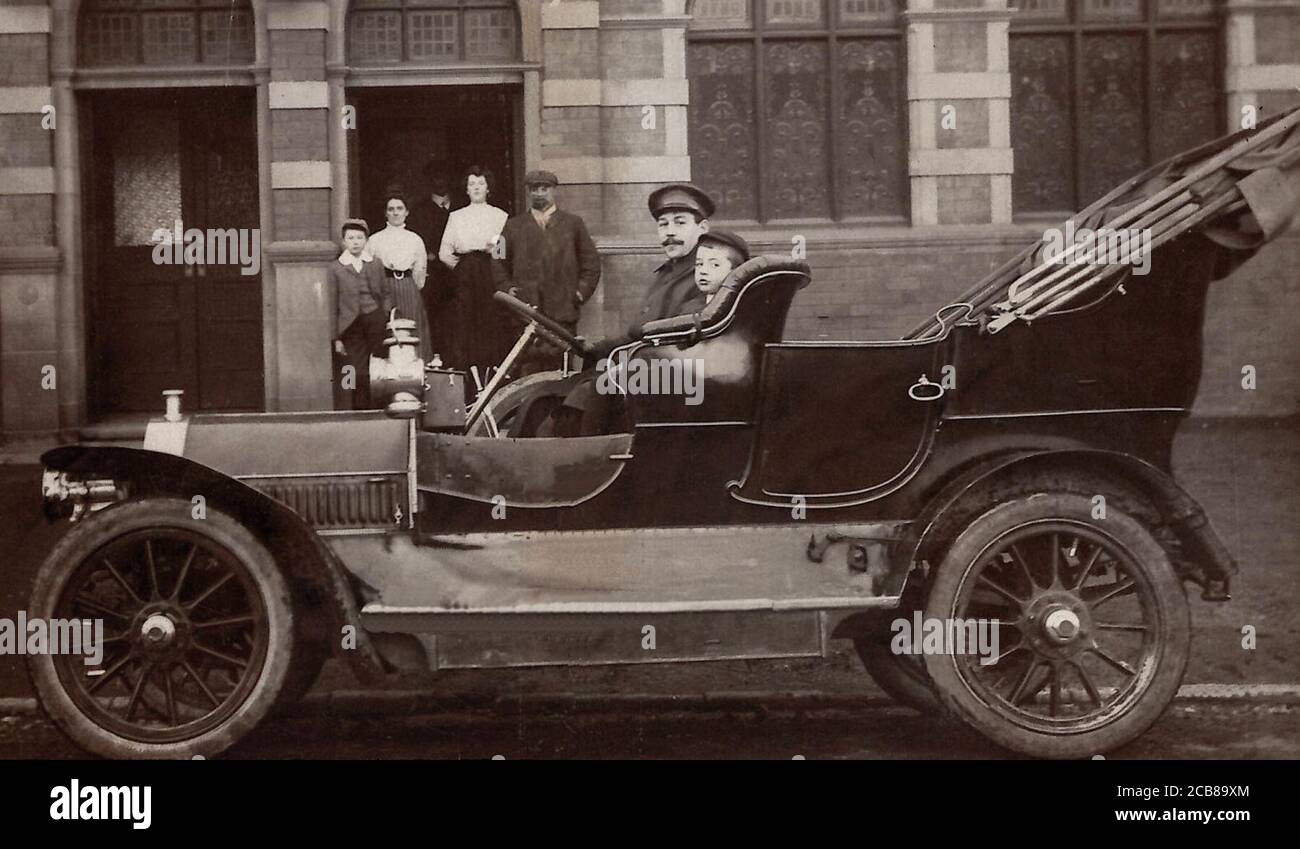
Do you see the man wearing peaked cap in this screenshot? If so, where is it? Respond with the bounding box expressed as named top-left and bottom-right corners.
top-left (647, 182), bottom-right (716, 221)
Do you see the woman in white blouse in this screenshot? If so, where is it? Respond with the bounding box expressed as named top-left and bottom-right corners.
top-left (366, 190), bottom-right (433, 362)
top-left (438, 166), bottom-right (510, 377)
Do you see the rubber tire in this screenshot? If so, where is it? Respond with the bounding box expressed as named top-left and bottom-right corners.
top-left (855, 635), bottom-right (943, 714)
top-left (922, 493), bottom-right (1190, 759)
top-left (27, 498), bottom-right (295, 759)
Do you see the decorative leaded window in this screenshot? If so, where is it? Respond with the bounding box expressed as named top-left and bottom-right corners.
top-left (349, 0), bottom-right (519, 65)
top-left (1010, 0), bottom-right (1222, 214)
top-left (80, 0), bottom-right (254, 66)
top-left (688, 0), bottom-right (906, 223)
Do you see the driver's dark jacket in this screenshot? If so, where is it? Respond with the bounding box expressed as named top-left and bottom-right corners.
top-left (588, 248), bottom-right (705, 359)
top-left (638, 249), bottom-right (707, 327)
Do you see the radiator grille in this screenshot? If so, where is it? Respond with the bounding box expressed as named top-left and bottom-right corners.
top-left (251, 477), bottom-right (403, 529)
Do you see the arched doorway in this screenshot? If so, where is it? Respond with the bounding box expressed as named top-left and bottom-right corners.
top-left (344, 1), bottom-right (530, 240)
top-left (76, 0), bottom-right (264, 415)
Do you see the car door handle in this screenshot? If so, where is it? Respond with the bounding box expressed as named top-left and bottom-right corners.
top-left (908, 374), bottom-right (945, 402)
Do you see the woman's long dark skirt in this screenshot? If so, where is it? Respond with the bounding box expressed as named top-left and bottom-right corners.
top-left (387, 273), bottom-right (434, 363)
top-left (448, 250), bottom-right (515, 381)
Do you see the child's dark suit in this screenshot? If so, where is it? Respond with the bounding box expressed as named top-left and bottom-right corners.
top-left (330, 252), bottom-right (391, 409)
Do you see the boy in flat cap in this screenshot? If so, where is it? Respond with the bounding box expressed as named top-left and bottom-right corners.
top-left (693, 228), bottom-right (751, 301)
top-left (330, 218), bottom-right (392, 409)
top-left (493, 169), bottom-right (601, 374)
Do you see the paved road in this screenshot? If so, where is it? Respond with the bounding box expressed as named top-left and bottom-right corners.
top-left (2, 695), bottom-right (1295, 759)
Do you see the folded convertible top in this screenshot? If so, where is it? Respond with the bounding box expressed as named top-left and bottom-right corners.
top-left (909, 103), bottom-right (1300, 339)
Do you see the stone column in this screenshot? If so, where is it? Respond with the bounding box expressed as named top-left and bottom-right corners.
top-left (0, 0), bottom-right (62, 439)
top-left (904, 0), bottom-right (1014, 226)
top-left (1225, 0), bottom-right (1300, 130)
top-left (539, 0), bottom-right (692, 336)
top-left (265, 0), bottom-right (337, 412)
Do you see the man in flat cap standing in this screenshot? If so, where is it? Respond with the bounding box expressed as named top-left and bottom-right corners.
top-left (493, 169), bottom-right (601, 374)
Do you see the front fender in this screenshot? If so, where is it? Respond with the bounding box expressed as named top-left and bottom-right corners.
top-left (894, 448), bottom-right (1236, 601)
top-left (41, 444), bottom-right (389, 683)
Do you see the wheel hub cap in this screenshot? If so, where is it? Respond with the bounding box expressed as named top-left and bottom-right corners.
top-left (141, 613), bottom-right (177, 646)
top-left (1042, 606), bottom-right (1081, 644)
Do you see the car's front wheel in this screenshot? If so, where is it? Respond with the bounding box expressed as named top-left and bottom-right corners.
top-left (27, 497), bottom-right (294, 759)
top-left (922, 493), bottom-right (1189, 759)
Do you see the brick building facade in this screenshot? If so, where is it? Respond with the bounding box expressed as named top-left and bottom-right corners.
top-left (1, 0), bottom-right (1298, 442)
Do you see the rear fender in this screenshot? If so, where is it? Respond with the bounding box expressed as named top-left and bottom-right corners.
top-left (894, 449), bottom-right (1236, 601)
top-left (41, 445), bottom-right (388, 683)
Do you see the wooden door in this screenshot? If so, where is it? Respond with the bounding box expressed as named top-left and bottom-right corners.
top-left (88, 88), bottom-right (263, 415)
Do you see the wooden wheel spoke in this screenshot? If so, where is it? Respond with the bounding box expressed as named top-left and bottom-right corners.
top-left (1008, 542), bottom-right (1037, 590)
top-left (1048, 664), bottom-right (1061, 716)
top-left (171, 543), bottom-right (198, 602)
top-left (145, 539), bottom-right (161, 601)
top-left (193, 615), bottom-right (256, 631)
top-left (1095, 622), bottom-right (1148, 632)
top-left (1048, 533), bottom-right (1061, 588)
top-left (101, 557), bottom-right (144, 606)
top-left (1007, 658), bottom-right (1043, 705)
top-left (163, 666), bottom-right (179, 726)
top-left (1088, 643), bottom-right (1138, 678)
top-left (976, 573), bottom-right (1025, 607)
top-left (73, 594), bottom-right (130, 622)
top-left (1086, 576), bottom-right (1137, 610)
top-left (1072, 544), bottom-right (1104, 591)
top-left (191, 641), bottom-right (249, 670)
top-left (1071, 661), bottom-right (1104, 708)
top-left (87, 653), bottom-right (133, 694)
top-left (184, 571), bottom-right (235, 613)
top-left (124, 663), bottom-right (150, 721)
top-left (180, 659), bottom-right (221, 709)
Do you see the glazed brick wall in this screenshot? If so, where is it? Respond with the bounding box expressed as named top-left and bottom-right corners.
top-left (272, 188), bottom-right (331, 242)
top-left (541, 106), bottom-right (601, 157)
top-left (271, 109), bottom-right (330, 162)
top-left (933, 22), bottom-right (987, 73)
top-left (0, 34), bottom-right (48, 86)
top-left (599, 29), bottom-right (662, 80)
top-left (0, 114), bottom-right (52, 168)
top-left (543, 29), bottom-right (600, 79)
top-left (555, 184), bottom-right (603, 234)
top-left (936, 175), bottom-right (992, 225)
top-left (602, 183), bottom-right (659, 235)
top-left (269, 30), bottom-right (326, 82)
top-left (601, 105), bottom-right (667, 156)
top-left (1255, 9), bottom-right (1300, 65)
top-left (0, 195), bottom-right (53, 246)
top-left (936, 100), bottom-right (990, 149)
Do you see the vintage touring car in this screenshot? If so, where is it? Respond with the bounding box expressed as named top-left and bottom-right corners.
top-left (29, 106), bottom-right (1300, 759)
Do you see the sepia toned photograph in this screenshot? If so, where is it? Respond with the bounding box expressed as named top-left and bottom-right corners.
top-left (0, 0), bottom-right (1298, 824)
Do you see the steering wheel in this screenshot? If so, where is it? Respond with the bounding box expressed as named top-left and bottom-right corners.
top-left (492, 291), bottom-right (588, 355)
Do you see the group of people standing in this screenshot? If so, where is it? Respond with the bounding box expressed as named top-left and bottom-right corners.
top-left (330, 164), bottom-right (601, 409)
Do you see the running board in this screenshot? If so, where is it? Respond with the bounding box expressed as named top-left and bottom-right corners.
top-left (360, 595), bottom-right (899, 633)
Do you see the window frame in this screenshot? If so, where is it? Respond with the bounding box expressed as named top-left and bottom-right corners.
top-left (347, 0), bottom-right (521, 66)
top-left (78, 0), bottom-right (255, 68)
top-left (688, 0), bottom-right (908, 225)
top-left (1009, 0), bottom-right (1223, 217)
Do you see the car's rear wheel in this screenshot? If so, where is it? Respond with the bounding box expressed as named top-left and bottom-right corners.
top-left (27, 498), bottom-right (294, 759)
top-left (922, 493), bottom-right (1189, 759)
